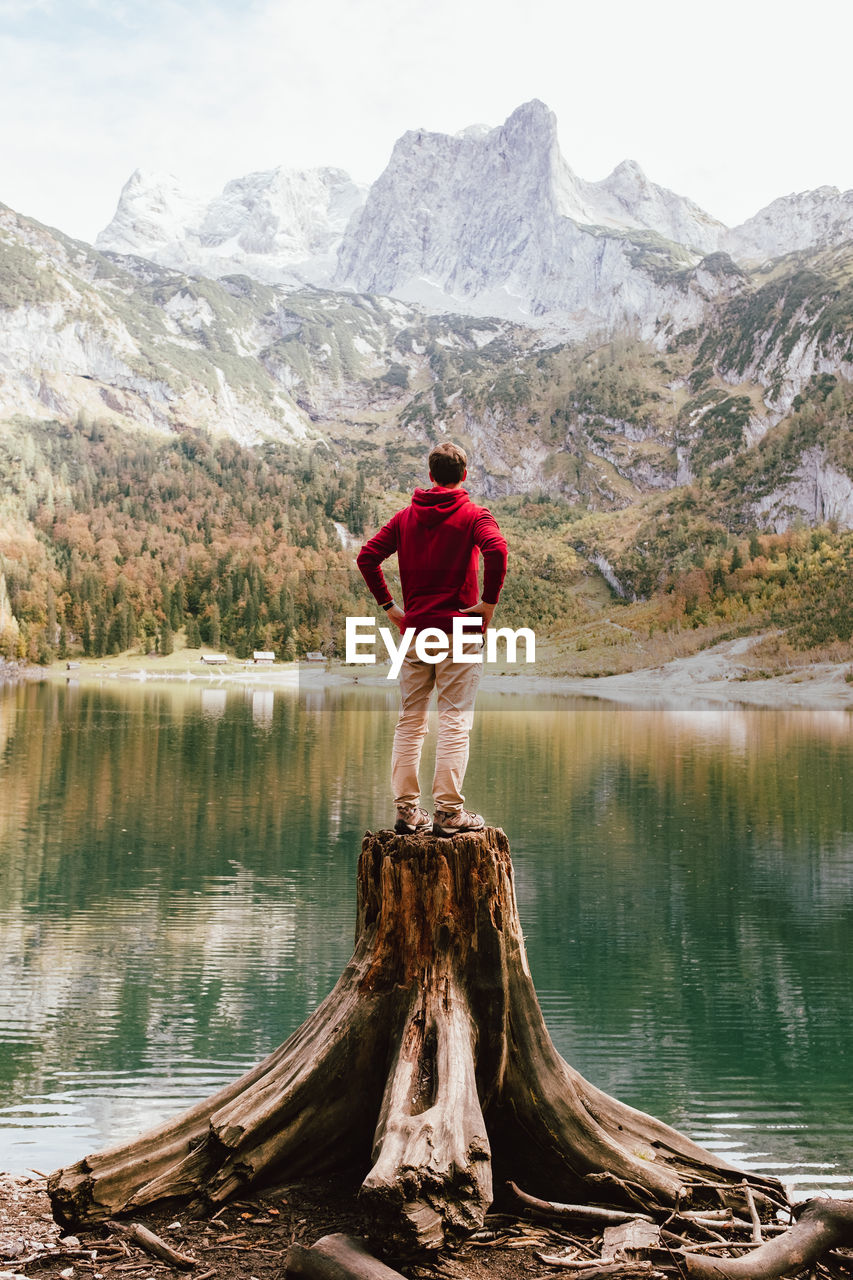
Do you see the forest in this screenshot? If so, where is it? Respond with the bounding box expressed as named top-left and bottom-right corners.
top-left (1, 409), bottom-right (852, 670)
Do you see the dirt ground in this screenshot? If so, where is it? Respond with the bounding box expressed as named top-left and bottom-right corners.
top-left (0, 1171), bottom-right (595, 1280)
top-left (5, 1171), bottom-right (853, 1280)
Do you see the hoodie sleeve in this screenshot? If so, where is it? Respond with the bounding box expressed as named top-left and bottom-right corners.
top-left (473, 509), bottom-right (508, 604)
top-left (356, 515), bottom-right (399, 607)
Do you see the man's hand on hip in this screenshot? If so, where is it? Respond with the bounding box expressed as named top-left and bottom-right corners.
top-left (459, 600), bottom-right (496, 630)
top-left (385, 603), bottom-right (406, 630)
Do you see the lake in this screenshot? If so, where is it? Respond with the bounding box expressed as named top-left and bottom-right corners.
top-left (0, 676), bottom-right (851, 1198)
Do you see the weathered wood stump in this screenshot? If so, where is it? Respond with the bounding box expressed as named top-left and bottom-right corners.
top-left (48, 829), bottom-right (783, 1248)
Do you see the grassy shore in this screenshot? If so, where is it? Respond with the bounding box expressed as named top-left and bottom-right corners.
top-left (19, 634), bottom-right (853, 710)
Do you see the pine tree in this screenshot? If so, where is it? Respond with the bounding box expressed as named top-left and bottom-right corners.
top-left (209, 602), bottom-right (221, 649)
top-left (172, 580), bottom-right (185, 630)
top-left (81, 607), bottom-right (93, 657)
top-left (47, 585), bottom-right (57, 650)
top-left (94, 605), bottom-right (108, 657)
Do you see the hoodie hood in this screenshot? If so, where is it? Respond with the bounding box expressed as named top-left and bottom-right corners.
top-left (410, 485), bottom-right (471, 528)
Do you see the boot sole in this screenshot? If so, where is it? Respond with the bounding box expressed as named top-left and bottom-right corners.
top-left (394, 821), bottom-right (431, 835)
top-left (432, 823), bottom-right (485, 837)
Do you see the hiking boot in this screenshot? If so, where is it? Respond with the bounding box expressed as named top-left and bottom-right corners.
top-left (394, 803), bottom-right (431, 835)
top-left (432, 808), bottom-right (486, 837)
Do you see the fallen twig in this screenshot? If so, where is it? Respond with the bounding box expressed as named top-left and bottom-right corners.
top-left (663, 1229), bottom-right (709, 1251)
top-left (677, 1178), bottom-right (791, 1219)
top-left (106, 1221), bottom-right (196, 1270)
top-left (742, 1181), bottom-right (763, 1245)
top-left (679, 1212), bottom-right (734, 1224)
top-left (549, 1230), bottom-right (604, 1259)
top-left (534, 1261), bottom-right (660, 1279)
top-left (536, 1259), bottom-right (609, 1270)
top-left (587, 1173), bottom-right (668, 1214)
top-left (677, 1243), bottom-right (767, 1254)
top-left (509, 1182), bottom-right (656, 1226)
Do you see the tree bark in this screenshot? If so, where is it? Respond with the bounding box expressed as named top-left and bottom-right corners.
top-left (48, 829), bottom-right (785, 1249)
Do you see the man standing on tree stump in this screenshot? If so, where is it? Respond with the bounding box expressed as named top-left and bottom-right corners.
top-left (357, 441), bottom-right (508, 836)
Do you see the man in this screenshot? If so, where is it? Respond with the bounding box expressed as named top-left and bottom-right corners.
top-left (356, 441), bottom-right (507, 836)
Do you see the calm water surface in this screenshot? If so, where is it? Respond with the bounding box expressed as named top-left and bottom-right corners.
top-left (0, 678), bottom-right (851, 1196)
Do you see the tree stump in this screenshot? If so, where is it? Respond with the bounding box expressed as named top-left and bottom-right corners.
top-left (48, 829), bottom-right (784, 1248)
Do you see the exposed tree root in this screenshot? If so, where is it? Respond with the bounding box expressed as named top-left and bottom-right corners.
top-left (682, 1197), bottom-right (853, 1280)
top-left (286, 1233), bottom-right (407, 1280)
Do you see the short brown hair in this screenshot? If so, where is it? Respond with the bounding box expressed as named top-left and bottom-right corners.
top-left (428, 441), bottom-right (467, 485)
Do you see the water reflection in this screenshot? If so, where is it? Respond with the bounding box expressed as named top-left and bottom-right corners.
top-left (201, 688), bottom-right (227, 719)
top-left (0, 680), bottom-right (850, 1195)
top-left (251, 690), bottom-right (275, 728)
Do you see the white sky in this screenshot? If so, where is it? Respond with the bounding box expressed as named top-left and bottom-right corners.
top-left (1, 0), bottom-right (851, 242)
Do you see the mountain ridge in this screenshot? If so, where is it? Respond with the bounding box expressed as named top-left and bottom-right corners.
top-left (2, 191), bottom-right (851, 527)
top-left (95, 99), bottom-right (853, 338)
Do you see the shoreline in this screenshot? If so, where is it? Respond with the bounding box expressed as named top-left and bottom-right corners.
top-left (9, 636), bottom-right (852, 709)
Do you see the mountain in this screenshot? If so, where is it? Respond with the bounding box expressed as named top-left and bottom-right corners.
top-left (2, 92), bottom-right (853, 547)
top-left (3, 189), bottom-right (851, 533)
top-left (96, 166), bottom-right (367, 286)
top-left (583, 157), bottom-right (724, 251)
top-left (96, 100), bottom-right (853, 342)
top-left (0, 200), bottom-right (319, 445)
top-left (724, 187), bottom-right (853, 262)
top-left (335, 100), bottom-right (727, 335)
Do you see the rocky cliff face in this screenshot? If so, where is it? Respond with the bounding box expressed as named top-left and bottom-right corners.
top-left (0, 203), bottom-right (317, 445)
top-left (333, 100), bottom-right (740, 335)
top-left (583, 158), bottom-right (725, 251)
top-left (700, 245), bottom-right (853, 416)
top-left (753, 445), bottom-right (853, 531)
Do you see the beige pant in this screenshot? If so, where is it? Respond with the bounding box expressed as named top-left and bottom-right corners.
top-left (391, 637), bottom-right (483, 812)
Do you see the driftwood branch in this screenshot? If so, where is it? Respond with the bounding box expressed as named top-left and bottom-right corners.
top-left (106, 1220), bottom-right (196, 1269)
top-left (285, 1233), bottom-right (407, 1280)
top-left (683, 1197), bottom-right (853, 1280)
top-left (742, 1180), bottom-right (763, 1244)
top-left (537, 1262), bottom-right (658, 1278)
top-left (509, 1181), bottom-right (656, 1225)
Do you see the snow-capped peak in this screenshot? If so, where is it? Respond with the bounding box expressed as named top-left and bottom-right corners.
top-left (97, 169), bottom-right (207, 254)
top-left (96, 164), bottom-right (368, 285)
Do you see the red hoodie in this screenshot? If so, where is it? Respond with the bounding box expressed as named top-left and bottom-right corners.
top-left (356, 486), bottom-right (508, 633)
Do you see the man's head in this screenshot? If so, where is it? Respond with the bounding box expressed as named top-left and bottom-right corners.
top-left (428, 441), bottom-right (468, 487)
